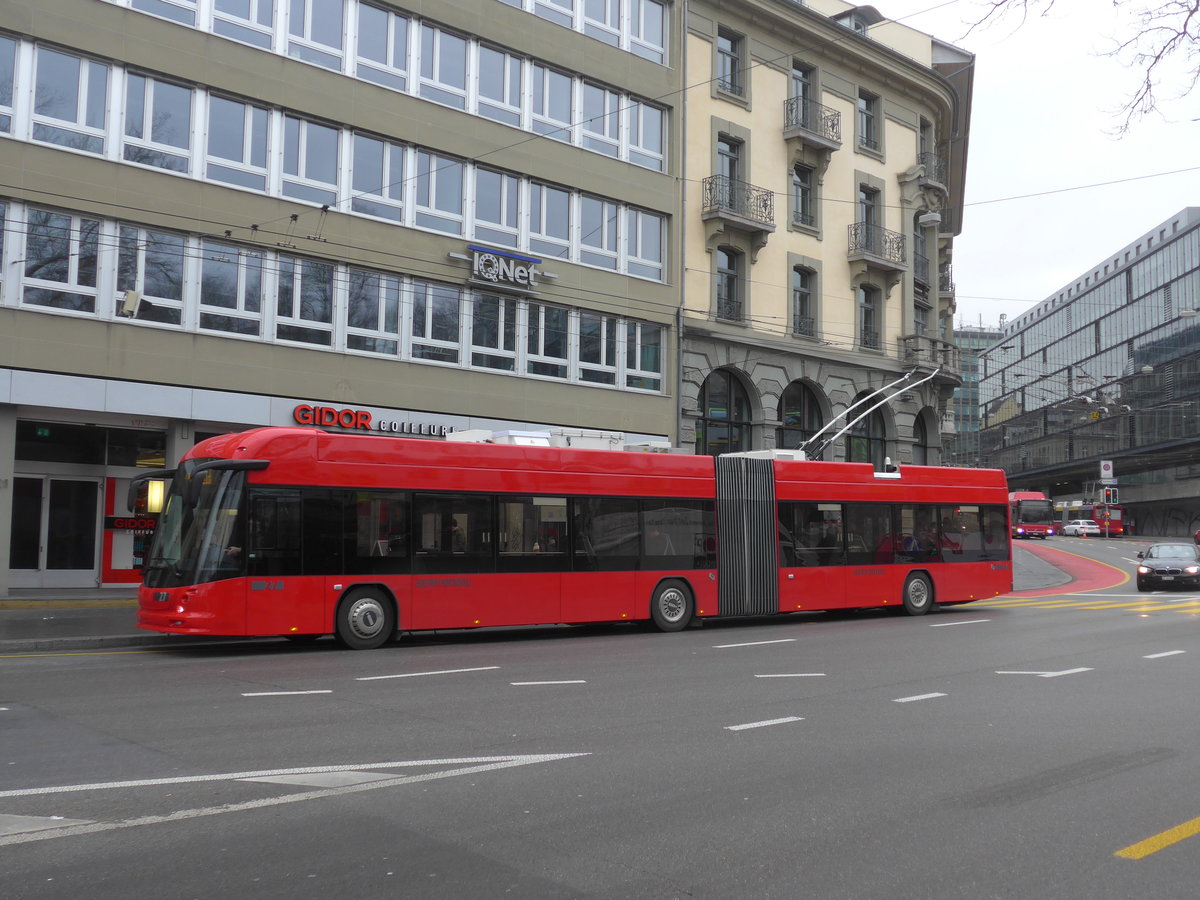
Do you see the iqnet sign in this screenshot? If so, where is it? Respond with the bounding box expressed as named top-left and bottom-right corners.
top-left (470, 245), bottom-right (542, 290)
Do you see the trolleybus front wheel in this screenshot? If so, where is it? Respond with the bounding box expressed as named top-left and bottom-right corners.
top-left (650, 579), bottom-right (694, 632)
top-left (901, 572), bottom-right (933, 616)
top-left (335, 587), bottom-right (396, 650)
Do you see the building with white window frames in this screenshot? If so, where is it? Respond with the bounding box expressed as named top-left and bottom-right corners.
top-left (0, 0), bottom-right (679, 594)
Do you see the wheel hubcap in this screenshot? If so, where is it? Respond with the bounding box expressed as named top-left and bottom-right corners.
top-left (659, 588), bottom-right (686, 622)
top-left (348, 598), bottom-right (385, 639)
top-left (909, 581), bottom-right (929, 608)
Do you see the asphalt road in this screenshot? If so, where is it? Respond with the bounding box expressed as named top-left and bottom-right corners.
top-left (5, 538), bottom-right (1200, 898)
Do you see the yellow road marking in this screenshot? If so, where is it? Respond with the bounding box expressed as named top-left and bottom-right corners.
top-left (1116, 816), bottom-right (1200, 859)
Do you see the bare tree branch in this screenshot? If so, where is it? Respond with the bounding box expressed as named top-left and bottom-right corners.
top-left (963, 0), bottom-right (1199, 132)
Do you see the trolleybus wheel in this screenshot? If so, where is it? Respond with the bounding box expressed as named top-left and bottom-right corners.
top-left (335, 587), bottom-right (395, 650)
top-left (650, 580), bottom-right (693, 632)
top-left (901, 573), bottom-right (933, 616)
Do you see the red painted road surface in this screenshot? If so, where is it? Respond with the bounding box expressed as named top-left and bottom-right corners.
top-left (1012, 540), bottom-right (1133, 598)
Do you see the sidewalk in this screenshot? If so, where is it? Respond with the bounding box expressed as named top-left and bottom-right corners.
top-left (0, 538), bottom-right (1162, 653)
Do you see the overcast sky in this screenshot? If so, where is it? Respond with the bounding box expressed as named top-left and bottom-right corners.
top-left (878, 0), bottom-right (1200, 329)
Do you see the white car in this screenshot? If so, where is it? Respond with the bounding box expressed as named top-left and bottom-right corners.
top-left (1062, 519), bottom-right (1102, 537)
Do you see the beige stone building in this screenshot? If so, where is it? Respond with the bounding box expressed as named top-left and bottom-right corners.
top-left (678, 0), bottom-right (971, 462)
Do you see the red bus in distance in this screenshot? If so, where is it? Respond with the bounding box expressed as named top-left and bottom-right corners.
top-left (135, 428), bottom-right (1013, 649)
top-left (1009, 491), bottom-right (1057, 539)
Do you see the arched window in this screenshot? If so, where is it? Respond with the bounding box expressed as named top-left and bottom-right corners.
top-left (847, 394), bottom-right (886, 468)
top-left (912, 415), bottom-right (930, 465)
top-left (697, 369), bottom-right (752, 455)
top-left (777, 381), bottom-right (823, 457)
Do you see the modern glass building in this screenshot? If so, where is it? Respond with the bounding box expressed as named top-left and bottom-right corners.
top-left (944, 324), bottom-right (1001, 467)
top-left (978, 208), bottom-right (1200, 536)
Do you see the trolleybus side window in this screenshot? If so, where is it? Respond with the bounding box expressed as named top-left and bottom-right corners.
top-left (345, 489), bottom-right (409, 576)
top-left (412, 492), bottom-right (493, 573)
top-left (640, 499), bottom-right (715, 569)
top-left (572, 497), bottom-right (639, 571)
top-left (498, 495), bottom-right (569, 573)
top-left (245, 490), bottom-right (301, 577)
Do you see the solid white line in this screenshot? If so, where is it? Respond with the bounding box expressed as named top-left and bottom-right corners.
top-left (713, 639), bottom-right (797, 649)
top-left (241, 690), bottom-right (332, 697)
top-left (1144, 650), bottom-right (1186, 659)
top-left (754, 673), bottom-right (826, 678)
top-left (0, 756), bottom-right (588, 800)
top-left (0, 754), bottom-right (590, 847)
top-left (725, 716), bottom-right (804, 731)
top-left (928, 619), bottom-right (991, 627)
top-left (357, 666), bottom-right (500, 681)
top-left (893, 692), bottom-right (947, 703)
top-left (509, 680), bottom-right (586, 685)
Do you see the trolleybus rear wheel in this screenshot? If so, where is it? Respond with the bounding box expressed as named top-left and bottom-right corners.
top-left (650, 580), bottom-right (693, 632)
top-left (901, 573), bottom-right (933, 616)
top-left (335, 587), bottom-right (395, 650)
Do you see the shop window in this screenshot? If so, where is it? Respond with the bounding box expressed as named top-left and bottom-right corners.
top-left (16, 421), bottom-right (107, 464)
top-left (107, 428), bottom-right (168, 468)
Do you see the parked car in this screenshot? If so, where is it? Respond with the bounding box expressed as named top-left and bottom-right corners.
top-left (1062, 519), bottom-right (1102, 537)
top-left (1136, 543), bottom-right (1200, 591)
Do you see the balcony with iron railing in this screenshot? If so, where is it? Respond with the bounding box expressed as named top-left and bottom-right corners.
top-left (847, 222), bottom-right (906, 271)
top-left (702, 175), bottom-right (776, 255)
top-left (717, 289), bottom-right (743, 322)
top-left (860, 326), bottom-right (880, 351)
top-left (939, 263), bottom-right (955, 299)
top-left (793, 314), bottom-right (816, 337)
top-left (783, 97), bottom-right (842, 152)
top-left (918, 152), bottom-right (948, 189)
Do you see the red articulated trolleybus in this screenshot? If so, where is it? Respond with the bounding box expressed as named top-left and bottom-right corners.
top-left (135, 428), bottom-right (1013, 649)
top-left (1009, 491), bottom-right (1057, 539)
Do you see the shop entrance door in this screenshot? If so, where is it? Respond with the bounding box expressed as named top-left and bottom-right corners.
top-left (9, 476), bottom-right (102, 588)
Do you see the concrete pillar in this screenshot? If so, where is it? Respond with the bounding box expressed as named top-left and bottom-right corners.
top-left (0, 405), bottom-right (16, 599)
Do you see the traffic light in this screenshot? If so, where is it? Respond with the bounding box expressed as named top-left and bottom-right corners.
top-left (1103, 487), bottom-right (1118, 504)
